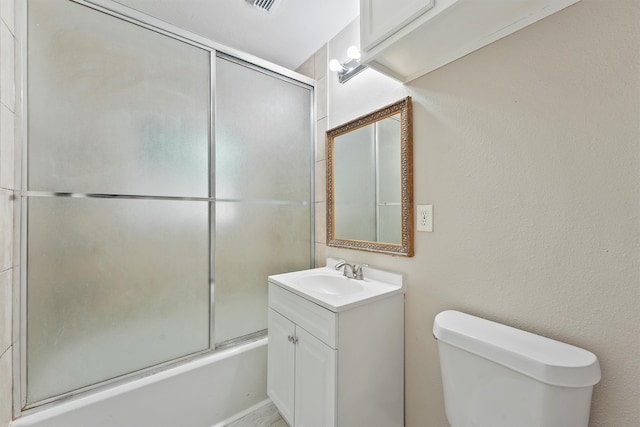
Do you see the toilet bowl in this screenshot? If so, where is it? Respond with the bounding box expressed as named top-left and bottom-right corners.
top-left (433, 310), bottom-right (601, 427)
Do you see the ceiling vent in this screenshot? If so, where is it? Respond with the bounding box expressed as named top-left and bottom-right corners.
top-left (248, 0), bottom-right (281, 13)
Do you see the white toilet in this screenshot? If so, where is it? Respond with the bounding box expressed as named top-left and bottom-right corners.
top-left (433, 310), bottom-right (601, 427)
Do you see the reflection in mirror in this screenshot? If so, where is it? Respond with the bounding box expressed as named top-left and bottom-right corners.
top-left (327, 97), bottom-right (413, 256)
top-left (333, 114), bottom-right (401, 243)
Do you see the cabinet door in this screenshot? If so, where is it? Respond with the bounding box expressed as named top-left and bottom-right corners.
top-left (361, 0), bottom-right (435, 51)
top-left (294, 327), bottom-right (337, 427)
top-left (268, 309), bottom-right (296, 426)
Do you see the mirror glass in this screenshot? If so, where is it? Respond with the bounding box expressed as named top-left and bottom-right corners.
top-left (326, 97), bottom-right (413, 256)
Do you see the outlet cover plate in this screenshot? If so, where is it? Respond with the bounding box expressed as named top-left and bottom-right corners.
top-left (417, 205), bottom-right (433, 232)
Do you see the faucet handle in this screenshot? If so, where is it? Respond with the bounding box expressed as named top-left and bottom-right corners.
top-left (334, 259), bottom-right (347, 270)
top-left (353, 264), bottom-right (368, 280)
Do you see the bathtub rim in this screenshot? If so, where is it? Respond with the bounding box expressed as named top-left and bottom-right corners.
top-left (11, 336), bottom-right (268, 426)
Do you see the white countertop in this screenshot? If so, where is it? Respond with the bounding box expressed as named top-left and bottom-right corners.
top-left (268, 258), bottom-right (405, 312)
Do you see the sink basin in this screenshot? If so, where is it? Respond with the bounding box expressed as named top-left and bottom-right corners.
top-left (298, 274), bottom-right (364, 295)
top-left (268, 259), bottom-right (404, 312)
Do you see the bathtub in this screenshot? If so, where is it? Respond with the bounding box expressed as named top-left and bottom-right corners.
top-left (11, 338), bottom-right (269, 427)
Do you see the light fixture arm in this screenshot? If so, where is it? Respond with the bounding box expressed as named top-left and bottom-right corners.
top-left (329, 46), bottom-right (368, 84)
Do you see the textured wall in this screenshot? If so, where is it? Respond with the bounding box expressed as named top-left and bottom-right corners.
top-left (326, 1), bottom-right (639, 426)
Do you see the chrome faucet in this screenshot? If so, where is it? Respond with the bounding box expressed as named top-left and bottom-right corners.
top-left (335, 259), bottom-right (367, 280)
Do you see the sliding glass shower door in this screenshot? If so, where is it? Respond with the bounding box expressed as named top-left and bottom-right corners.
top-left (24, 0), bottom-right (312, 407)
top-left (214, 56), bottom-right (312, 344)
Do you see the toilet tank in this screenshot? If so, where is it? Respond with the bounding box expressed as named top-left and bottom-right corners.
top-left (433, 310), bottom-right (601, 427)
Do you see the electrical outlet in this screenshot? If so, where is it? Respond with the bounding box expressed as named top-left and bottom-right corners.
top-left (417, 205), bottom-right (433, 232)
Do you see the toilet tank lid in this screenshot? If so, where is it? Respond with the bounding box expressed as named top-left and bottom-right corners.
top-left (433, 310), bottom-right (601, 387)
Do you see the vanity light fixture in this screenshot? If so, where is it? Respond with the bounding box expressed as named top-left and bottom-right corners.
top-left (329, 46), bottom-right (367, 84)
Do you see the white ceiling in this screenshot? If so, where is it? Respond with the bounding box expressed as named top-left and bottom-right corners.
top-left (113, 0), bottom-right (360, 70)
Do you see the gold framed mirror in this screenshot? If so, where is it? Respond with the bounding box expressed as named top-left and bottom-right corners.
top-left (326, 96), bottom-right (413, 257)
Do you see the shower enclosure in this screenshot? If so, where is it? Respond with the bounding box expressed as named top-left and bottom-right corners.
top-left (19, 0), bottom-right (313, 411)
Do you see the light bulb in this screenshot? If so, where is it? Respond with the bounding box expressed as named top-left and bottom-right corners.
top-left (329, 59), bottom-right (343, 72)
top-left (346, 46), bottom-right (361, 60)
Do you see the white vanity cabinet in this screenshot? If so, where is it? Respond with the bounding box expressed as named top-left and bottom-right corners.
top-left (267, 281), bottom-right (404, 427)
top-left (268, 308), bottom-right (336, 426)
top-left (360, 0), bottom-right (581, 83)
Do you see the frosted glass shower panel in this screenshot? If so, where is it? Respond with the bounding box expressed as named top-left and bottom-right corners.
top-left (27, 0), bottom-right (210, 197)
top-left (214, 202), bottom-right (311, 344)
top-left (215, 57), bottom-right (311, 201)
top-left (214, 56), bottom-right (313, 345)
top-left (26, 197), bottom-right (210, 403)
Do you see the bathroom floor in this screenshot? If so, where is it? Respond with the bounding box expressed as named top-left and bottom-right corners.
top-left (226, 402), bottom-right (287, 427)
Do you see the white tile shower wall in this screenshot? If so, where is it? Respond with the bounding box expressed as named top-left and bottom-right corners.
top-left (297, 44), bottom-right (328, 268)
top-left (295, 55), bottom-right (314, 80)
top-left (315, 46), bottom-right (328, 266)
top-left (0, 349), bottom-right (12, 426)
top-left (0, 188), bottom-right (12, 271)
top-left (0, 269), bottom-right (10, 353)
top-left (0, 20), bottom-right (15, 111)
top-left (0, 0), bottom-right (16, 425)
top-left (0, 104), bottom-right (14, 189)
top-left (0, 0), bottom-right (12, 35)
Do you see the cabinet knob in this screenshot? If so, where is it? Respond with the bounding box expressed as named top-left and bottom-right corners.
top-left (287, 335), bottom-right (298, 344)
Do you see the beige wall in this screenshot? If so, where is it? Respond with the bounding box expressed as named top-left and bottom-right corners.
top-left (324, 1), bottom-right (639, 426)
top-left (0, 0), bottom-right (16, 425)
